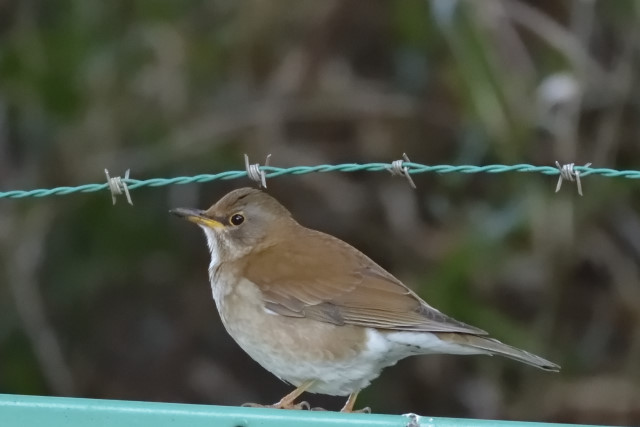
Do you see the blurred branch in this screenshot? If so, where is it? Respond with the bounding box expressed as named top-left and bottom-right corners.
top-left (431, 1), bottom-right (514, 152)
top-left (80, 89), bottom-right (420, 175)
top-left (502, 0), bottom-right (606, 83)
top-left (592, 29), bottom-right (639, 164)
top-left (4, 207), bottom-right (76, 395)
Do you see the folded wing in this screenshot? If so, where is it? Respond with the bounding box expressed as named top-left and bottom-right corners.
top-left (242, 229), bottom-right (487, 335)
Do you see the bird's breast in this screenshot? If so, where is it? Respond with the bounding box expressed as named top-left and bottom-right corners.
top-left (208, 274), bottom-right (404, 395)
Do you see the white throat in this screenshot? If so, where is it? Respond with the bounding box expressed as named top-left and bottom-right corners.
top-left (200, 225), bottom-right (229, 306)
top-left (200, 226), bottom-right (221, 270)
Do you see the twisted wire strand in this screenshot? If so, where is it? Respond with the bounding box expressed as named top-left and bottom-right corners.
top-left (1, 163), bottom-right (637, 199)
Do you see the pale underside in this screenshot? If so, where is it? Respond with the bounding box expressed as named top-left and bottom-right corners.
top-left (212, 275), bottom-right (484, 395)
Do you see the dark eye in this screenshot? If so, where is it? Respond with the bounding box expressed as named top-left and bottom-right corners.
top-left (230, 213), bottom-right (244, 226)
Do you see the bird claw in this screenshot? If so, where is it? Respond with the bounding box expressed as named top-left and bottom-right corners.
top-left (242, 400), bottom-right (311, 410)
top-left (312, 406), bottom-right (371, 413)
top-left (241, 401), bottom-right (370, 413)
top-left (293, 401), bottom-right (311, 410)
top-left (340, 404), bottom-right (371, 413)
top-left (241, 402), bottom-right (264, 408)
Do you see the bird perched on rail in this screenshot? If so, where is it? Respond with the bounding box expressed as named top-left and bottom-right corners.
top-left (171, 188), bottom-right (559, 412)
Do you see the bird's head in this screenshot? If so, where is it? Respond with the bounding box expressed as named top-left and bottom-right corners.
top-left (170, 187), bottom-right (294, 262)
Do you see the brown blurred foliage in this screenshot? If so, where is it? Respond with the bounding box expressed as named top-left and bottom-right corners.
top-left (1, 0), bottom-right (640, 424)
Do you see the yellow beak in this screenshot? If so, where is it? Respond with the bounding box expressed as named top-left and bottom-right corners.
top-left (170, 208), bottom-right (225, 230)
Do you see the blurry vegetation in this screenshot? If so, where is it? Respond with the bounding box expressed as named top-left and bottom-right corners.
top-left (1, 0), bottom-right (640, 424)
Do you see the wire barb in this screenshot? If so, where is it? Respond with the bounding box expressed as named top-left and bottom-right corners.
top-left (244, 154), bottom-right (272, 188)
top-left (104, 169), bottom-right (133, 205)
top-left (555, 161), bottom-right (591, 196)
top-left (388, 153), bottom-right (417, 189)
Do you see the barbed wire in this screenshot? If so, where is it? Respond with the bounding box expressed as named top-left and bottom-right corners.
top-left (0, 162), bottom-right (637, 200)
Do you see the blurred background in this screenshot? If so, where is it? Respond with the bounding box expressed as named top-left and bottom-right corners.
top-left (1, 0), bottom-right (639, 424)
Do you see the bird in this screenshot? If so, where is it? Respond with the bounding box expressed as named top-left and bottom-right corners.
top-left (170, 187), bottom-right (559, 412)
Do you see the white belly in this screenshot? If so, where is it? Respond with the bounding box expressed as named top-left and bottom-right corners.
top-left (209, 275), bottom-right (483, 396)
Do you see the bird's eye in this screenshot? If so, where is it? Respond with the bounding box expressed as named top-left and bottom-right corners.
top-left (229, 213), bottom-right (245, 226)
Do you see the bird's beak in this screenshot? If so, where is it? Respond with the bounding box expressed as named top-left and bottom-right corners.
top-left (170, 208), bottom-right (225, 230)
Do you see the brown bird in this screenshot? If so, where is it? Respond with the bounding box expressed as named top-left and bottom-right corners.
top-left (171, 187), bottom-right (559, 412)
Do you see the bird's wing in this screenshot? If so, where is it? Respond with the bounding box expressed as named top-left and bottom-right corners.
top-left (242, 229), bottom-right (487, 335)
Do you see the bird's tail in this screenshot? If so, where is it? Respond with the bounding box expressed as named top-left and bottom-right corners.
top-left (436, 333), bottom-right (560, 371)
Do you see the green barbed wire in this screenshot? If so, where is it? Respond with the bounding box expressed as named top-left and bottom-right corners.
top-left (0, 162), bottom-right (638, 200)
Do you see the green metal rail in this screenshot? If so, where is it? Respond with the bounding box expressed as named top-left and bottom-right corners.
top-left (0, 394), bottom-right (600, 427)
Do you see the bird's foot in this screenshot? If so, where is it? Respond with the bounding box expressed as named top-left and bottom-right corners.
top-left (311, 406), bottom-right (371, 413)
top-left (339, 391), bottom-right (370, 413)
top-left (342, 406), bottom-right (371, 414)
top-left (242, 380), bottom-right (315, 410)
top-left (242, 401), bottom-right (311, 410)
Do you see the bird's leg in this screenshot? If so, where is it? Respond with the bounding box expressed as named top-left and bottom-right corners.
top-left (271, 380), bottom-right (314, 409)
top-left (340, 391), bottom-right (371, 413)
top-left (242, 380), bottom-right (315, 410)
